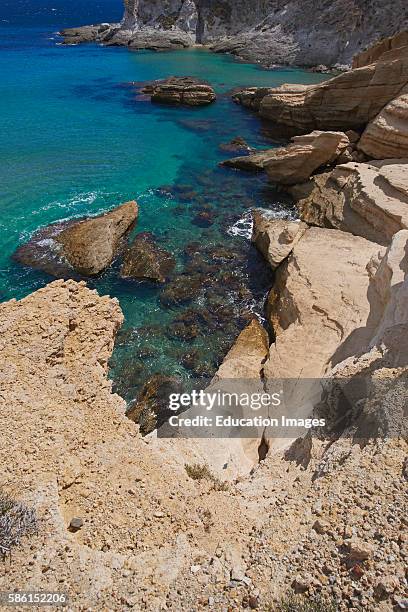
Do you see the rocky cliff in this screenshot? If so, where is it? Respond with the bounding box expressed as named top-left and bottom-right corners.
top-left (61, 0), bottom-right (408, 67)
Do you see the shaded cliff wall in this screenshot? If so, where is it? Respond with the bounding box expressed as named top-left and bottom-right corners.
top-left (122, 0), bottom-right (408, 65)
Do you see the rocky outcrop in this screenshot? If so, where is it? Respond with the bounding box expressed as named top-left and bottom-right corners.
top-left (120, 232), bottom-right (176, 282)
top-left (60, 1), bottom-right (408, 68)
top-left (251, 210), bottom-right (308, 269)
top-left (221, 149), bottom-right (274, 171)
top-left (141, 77), bottom-right (216, 106)
top-left (358, 94), bottom-right (408, 159)
top-left (234, 45), bottom-right (408, 134)
top-left (56, 201), bottom-right (138, 276)
top-left (213, 318), bottom-right (269, 380)
top-left (266, 131), bottom-right (350, 184)
top-left (222, 131), bottom-right (349, 180)
top-left (353, 30), bottom-right (408, 68)
top-left (14, 201), bottom-right (138, 278)
top-left (264, 227), bottom-right (384, 381)
top-left (291, 161), bottom-right (408, 245)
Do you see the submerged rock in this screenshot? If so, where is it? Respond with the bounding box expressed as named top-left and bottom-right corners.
top-left (120, 232), bottom-right (176, 283)
top-left (141, 77), bottom-right (216, 106)
top-left (126, 374), bottom-right (182, 435)
top-left (14, 201), bottom-right (138, 278)
top-left (219, 137), bottom-right (254, 154)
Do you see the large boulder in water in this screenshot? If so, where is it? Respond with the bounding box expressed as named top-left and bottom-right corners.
top-left (120, 232), bottom-right (176, 282)
top-left (14, 201), bottom-right (138, 278)
top-left (141, 77), bottom-right (216, 106)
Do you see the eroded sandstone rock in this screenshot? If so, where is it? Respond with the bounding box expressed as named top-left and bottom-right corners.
top-left (142, 77), bottom-right (216, 106)
top-left (353, 30), bottom-right (408, 68)
top-left (222, 131), bottom-right (349, 181)
top-left (56, 201), bottom-right (138, 276)
top-left (291, 161), bottom-right (408, 245)
top-left (14, 201), bottom-right (138, 278)
top-left (234, 45), bottom-right (408, 134)
top-left (264, 227), bottom-right (384, 381)
top-left (251, 209), bottom-right (308, 269)
top-left (358, 93), bottom-right (408, 159)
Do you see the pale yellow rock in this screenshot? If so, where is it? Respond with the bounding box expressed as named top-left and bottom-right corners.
top-left (353, 31), bottom-right (408, 68)
top-left (359, 93), bottom-right (408, 159)
top-left (264, 227), bottom-right (384, 381)
top-left (214, 318), bottom-right (269, 380)
top-left (264, 130), bottom-right (349, 184)
top-left (56, 200), bottom-right (138, 276)
top-left (223, 130), bottom-right (349, 182)
top-left (252, 45), bottom-right (408, 133)
top-left (292, 161), bottom-right (408, 245)
top-left (251, 209), bottom-right (308, 269)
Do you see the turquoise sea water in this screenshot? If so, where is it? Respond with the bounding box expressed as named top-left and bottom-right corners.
top-left (1, 2), bottom-right (328, 400)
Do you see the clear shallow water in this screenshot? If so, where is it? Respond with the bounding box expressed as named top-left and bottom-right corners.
top-left (1, 2), bottom-right (328, 401)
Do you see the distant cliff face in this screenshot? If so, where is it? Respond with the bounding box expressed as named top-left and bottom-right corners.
top-left (121, 0), bottom-right (408, 66)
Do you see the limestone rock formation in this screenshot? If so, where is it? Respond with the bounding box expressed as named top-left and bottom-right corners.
top-left (214, 318), bottom-right (269, 380)
top-left (353, 30), bottom-right (408, 68)
top-left (265, 131), bottom-right (350, 184)
top-left (141, 77), bottom-right (216, 106)
top-left (60, 1), bottom-right (408, 68)
top-left (55, 201), bottom-right (138, 276)
top-left (264, 227), bottom-right (384, 381)
top-left (251, 210), bottom-right (308, 269)
top-left (358, 94), bottom-right (408, 159)
top-left (14, 201), bottom-right (138, 278)
top-left (234, 45), bottom-right (408, 134)
top-left (222, 131), bottom-right (349, 180)
top-left (292, 161), bottom-right (408, 245)
top-left (120, 232), bottom-right (176, 282)
top-left (221, 149), bottom-right (275, 171)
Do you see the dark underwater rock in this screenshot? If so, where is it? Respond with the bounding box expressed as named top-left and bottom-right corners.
top-left (120, 232), bottom-right (176, 283)
top-left (219, 137), bottom-right (254, 154)
top-left (126, 374), bottom-right (183, 435)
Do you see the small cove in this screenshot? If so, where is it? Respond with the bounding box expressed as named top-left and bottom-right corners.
top-left (0, 2), bottom-right (329, 401)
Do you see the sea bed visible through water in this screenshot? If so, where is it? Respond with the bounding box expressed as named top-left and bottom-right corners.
top-left (0, 1), bottom-right (328, 402)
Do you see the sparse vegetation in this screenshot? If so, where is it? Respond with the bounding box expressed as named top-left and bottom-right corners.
top-left (276, 593), bottom-right (338, 612)
top-left (185, 463), bottom-right (229, 491)
top-left (0, 491), bottom-right (38, 558)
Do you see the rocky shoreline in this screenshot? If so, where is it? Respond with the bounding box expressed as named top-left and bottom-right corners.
top-left (1, 25), bottom-right (408, 612)
top-left (59, 0), bottom-right (408, 69)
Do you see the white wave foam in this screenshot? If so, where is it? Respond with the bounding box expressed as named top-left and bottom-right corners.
top-left (227, 211), bottom-right (253, 240)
